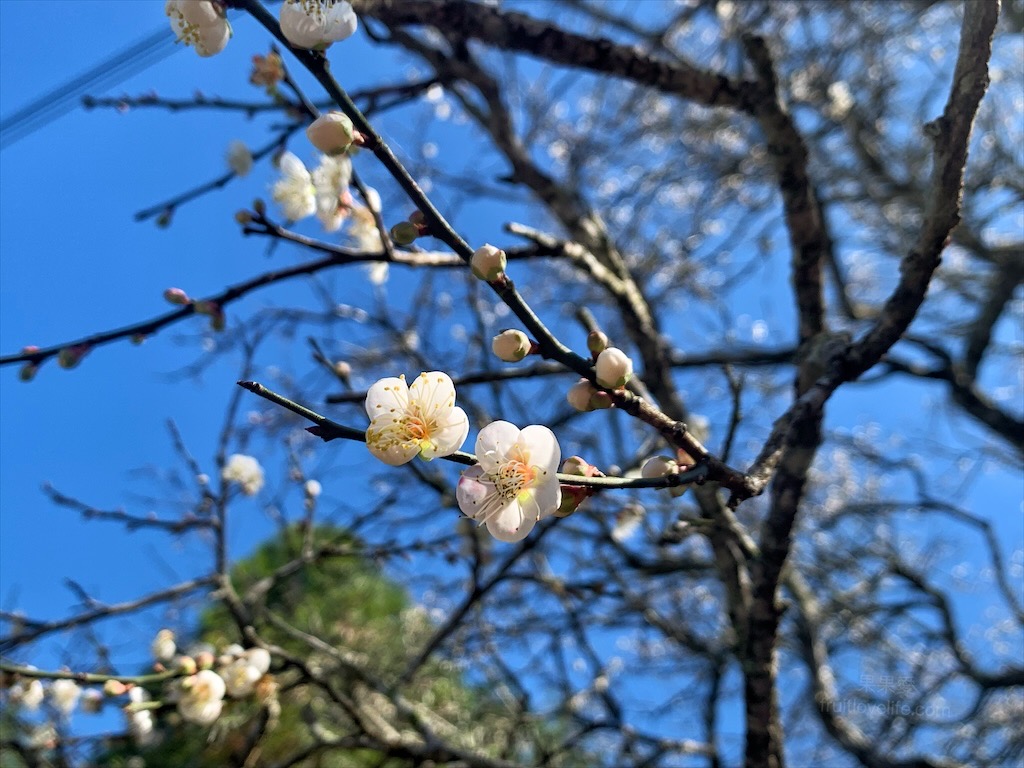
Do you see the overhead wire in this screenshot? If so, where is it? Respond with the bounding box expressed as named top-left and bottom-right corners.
top-left (0, 25), bottom-right (177, 151)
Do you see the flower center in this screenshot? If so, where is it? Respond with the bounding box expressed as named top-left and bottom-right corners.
top-left (494, 460), bottom-right (536, 501)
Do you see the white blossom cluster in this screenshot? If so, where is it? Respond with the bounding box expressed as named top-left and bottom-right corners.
top-left (3, 631), bottom-right (276, 743)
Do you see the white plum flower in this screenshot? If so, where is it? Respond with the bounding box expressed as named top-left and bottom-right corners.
top-left (280, 0), bottom-right (358, 51)
top-left (177, 669), bottom-right (226, 725)
top-left (50, 679), bottom-right (81, 716)
top-left (128, 708), bottom-right (156, 745)
top-left (226, 140), bottom-right (253, 176)
top-left (222, 454), bottom-right (265, 496)
top-left (12, 678), bottom-right (44, 711)
top-left (151, 629), bottom-right (176, 662)
top-left (221, 658), bottom-right (262, 698)
top-left (165, 0), bottom-right (231, 57)
top-left (365, 372), bottom-right (469, 465)
top-left (457, 421), bottom-right (561, 542)
top-left (272, 151), bottom-right (317, 221)
top-left (311, 153), bottom-right (353, 232)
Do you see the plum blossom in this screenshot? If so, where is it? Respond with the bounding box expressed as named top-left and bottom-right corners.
top-left (11, 678), bottom-right (44, 711)
top-left (312, 154), bottom-right (353, 232)
top-left (222, 454), bottom-right (265, 496)
top-left (365, 372), bottom-right (469, 465)
top-left (177, 669), bottom-right (226, 725)
top-left (165, 0), bottom-right (231, 57)
top-left (50, 679), bottom-right (81, 716)
top-left (221, 647), bottom-right (271, 698)
top-left (279, 0), bottom-right (358, 51)
top-left (457, 421), bottom-right (561, 542)
top-left (272, 151), bottom-right (317, 221)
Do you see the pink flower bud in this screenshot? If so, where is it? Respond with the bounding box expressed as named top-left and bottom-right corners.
top-left (595, 347), bottom-right (633, 389)
top-left (103, 680), bottom-right (128, 697)
top-left (491, 329), bottom-right (531, 362)
top-left (306, 111), bottom-right (356, 155)
top-left (470, 244), bottom-right (507, 281)
top-left (164, 288), bottom-right (190, 305)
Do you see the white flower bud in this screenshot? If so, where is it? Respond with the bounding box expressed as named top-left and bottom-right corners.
top-left (306, 111), bottom-right (356, 155)
top-left (641, 456), bottom-right (678, 479)
top-left (470, 244), bottom-right (507, 281)
top-left (567, 379), bottom-right (597, 412)
top-left (595, 347), bottom-right (633, 389)
top-left (304, 479), bottom-right (322, 498)
top-left (491, 329), bottom-right (531, 362)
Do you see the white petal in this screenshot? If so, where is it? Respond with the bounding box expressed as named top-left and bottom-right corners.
top-left (530, 476), bottom-right (562, 520)
top-left (408, 371), bottom-right (456, 418)
top-left (195, 20), bottom-right (230, 57)
top-left (277, 151), bottom-right (309, 181)
top-left (364, 376), bottom-right (409, 419)
top-left (517, 424), bottom-right (560, 474)
top-left (475, 420), bottom-right (521, 472)
top-left (456, 465), bottom-right (490, 517)
top-left (324, 1), bottom-right (358, 42)
top-left (431, 406), bottom-right (469, 457)
top-left (486, 501), bottom-right (537, 543)
top-left (365, 429), bottom-right (418, 466)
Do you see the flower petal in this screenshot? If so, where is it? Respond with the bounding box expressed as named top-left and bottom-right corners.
top-left (486, 501), bottom-right (537, 543)
top-left (475, 420), bottom-right (521, 472)
top-left (408, 371), bottom-right (456, 419)
top-left (431, 406), bottom-right (469, 457)
top-left (530, 475), bottom-right (562, 520)
top-left (456, 465), bottom-right (489, 517)
top-left (365, 431), bottom-right (418, 466)
top-left (517, 424), bottom-right (560, 474)
top-left (277, 151), bottom-right (308, 180)
top-left (364, 376), bottom-right (409, 419)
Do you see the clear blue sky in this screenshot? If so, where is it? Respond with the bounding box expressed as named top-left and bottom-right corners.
top-left (1, 1), bottom-right (1020, 762)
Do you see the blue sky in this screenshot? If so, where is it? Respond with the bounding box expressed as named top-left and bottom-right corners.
top-left (0, 1), bottom-right (1021, 763)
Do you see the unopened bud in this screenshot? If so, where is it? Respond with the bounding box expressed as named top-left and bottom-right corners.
top-left (555, 485), bottom-right (590, 517)
top-left (408, 210), bottom-right (426, 226)
top-left (390, 221), bottom-right (419, 245)
top-left (193, 300), bottom-right (218, 316)
top-left (561, 456), bottom-right (591, 476)
top-left (470, 244), bottom-right (507, 281)
top-left (567, 379), bottom-right (597, 412)
top-left (58, 345), bottom-right (89, 369)
top-left (333, 360), bottom-right (351, 380)
top-left (103, 680), bottom-right (128, 697)
top-left (491, 329), bottom-right (531, 362)
top-left (235, 210), bottom-right (253, 225)
top-left (595, 347), bottom-right (633, 389)
top-left (19, 364), bottom-right (37, 382)
top-left (156, 209), bottom-right (173, 228)
top-left (194, 651), bottom-right (214, 671)
top-left (130, 334), bottom-right (146, 345)
top-left (587, 330), bottom-right (609, 355)
top-left (589, 390), bottom-right (614, 409)
top-left (163, 288), bottom-right (190, 306)
top-left (253, 198), bottom-right (266, 216)
top-left (641, 456), bottom-right (678, 479)
top-left (306, 111), bottom-right (356, 155)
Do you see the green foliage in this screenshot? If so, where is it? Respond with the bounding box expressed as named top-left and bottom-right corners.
top-left (93, 526), bottom-right (585, 767)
